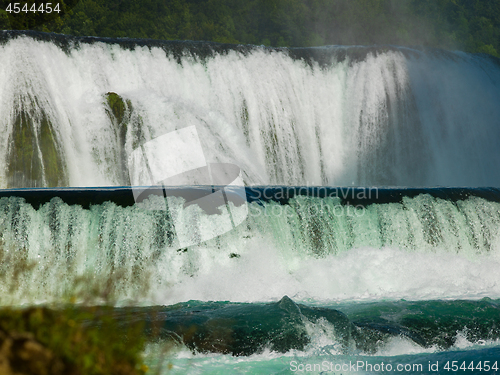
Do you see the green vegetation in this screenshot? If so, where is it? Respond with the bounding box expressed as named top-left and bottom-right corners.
top-left (104, 92), bottom-right (132, 185)
top-left (0, 241), bottom-right (153, 375)
top-left (0, 0), bottom-right (79, 30)
top-left (0, 306), bottom-right (147, 375)
top-left (106, 92), bottom-right (128, 126)
top-left (7, 100), bottom-right (67, 188)
top-left (1, 0), bottom-right (499, 56)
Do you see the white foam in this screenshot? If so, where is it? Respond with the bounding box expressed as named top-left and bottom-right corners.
top-left (160, 245), bottom-right (500, 305)
top-left (1, 194), bottom-right (499, 306)
top-left (1, 35), bottom-right (500, 187)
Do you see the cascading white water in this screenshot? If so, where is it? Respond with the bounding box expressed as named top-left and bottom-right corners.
top-left (1, 32), bottom-right (500, 188)
top-left (1, 193), bottom-right (500, 305)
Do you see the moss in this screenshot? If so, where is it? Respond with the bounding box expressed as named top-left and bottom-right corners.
top-left (106, 92), bottom-right (127, 125)
top-left (105, 92), bottom-right (133, 144)
top-left (7, 100), bottom-right (67, 188)
top-left (0, 306), bottom-right (147, 375)
top-left (105, 92), bottom-right (134, 184)
top-left (105, 92), bottom-right (128, 159)
top-left (39, 114), bottom-right (67, 187)
top-left (7, 111), bottom-right (42, 187)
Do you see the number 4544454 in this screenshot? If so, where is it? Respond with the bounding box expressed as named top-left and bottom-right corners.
top-left (5, 3), bottom-right (61, 14)
top-left (443, 361), bottom-right (498, 372)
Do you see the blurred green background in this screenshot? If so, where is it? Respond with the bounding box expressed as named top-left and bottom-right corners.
top-left (1, 0), bottom-right (499, 56)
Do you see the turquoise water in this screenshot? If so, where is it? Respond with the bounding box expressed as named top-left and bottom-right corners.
top-left (138, 299), bottom-right (500, 374)
top-left (1, 188), bottom-right (500, 373)
top-left (147, 347), bottom-right (500, 375)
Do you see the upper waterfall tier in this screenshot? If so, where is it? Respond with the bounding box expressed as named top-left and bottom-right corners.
top-left (1, 31), bottom-right (500, 188)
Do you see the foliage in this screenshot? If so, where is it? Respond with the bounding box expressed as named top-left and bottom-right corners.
top-left (0, 306), bottom-right (147, 375)
top-left (7, 105), bottom-right (67, 188)
top-left (0, 0), bottom-right (79, 30)
top-left (3, 0), bottom-right (499, 56)
top-left (0, 242), bottom-right (152, 375)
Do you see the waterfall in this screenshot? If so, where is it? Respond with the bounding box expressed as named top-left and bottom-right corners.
top-left (1, 191), bottom-right (500, 305)
top-left (1, 31), bottom-right (500, 188)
